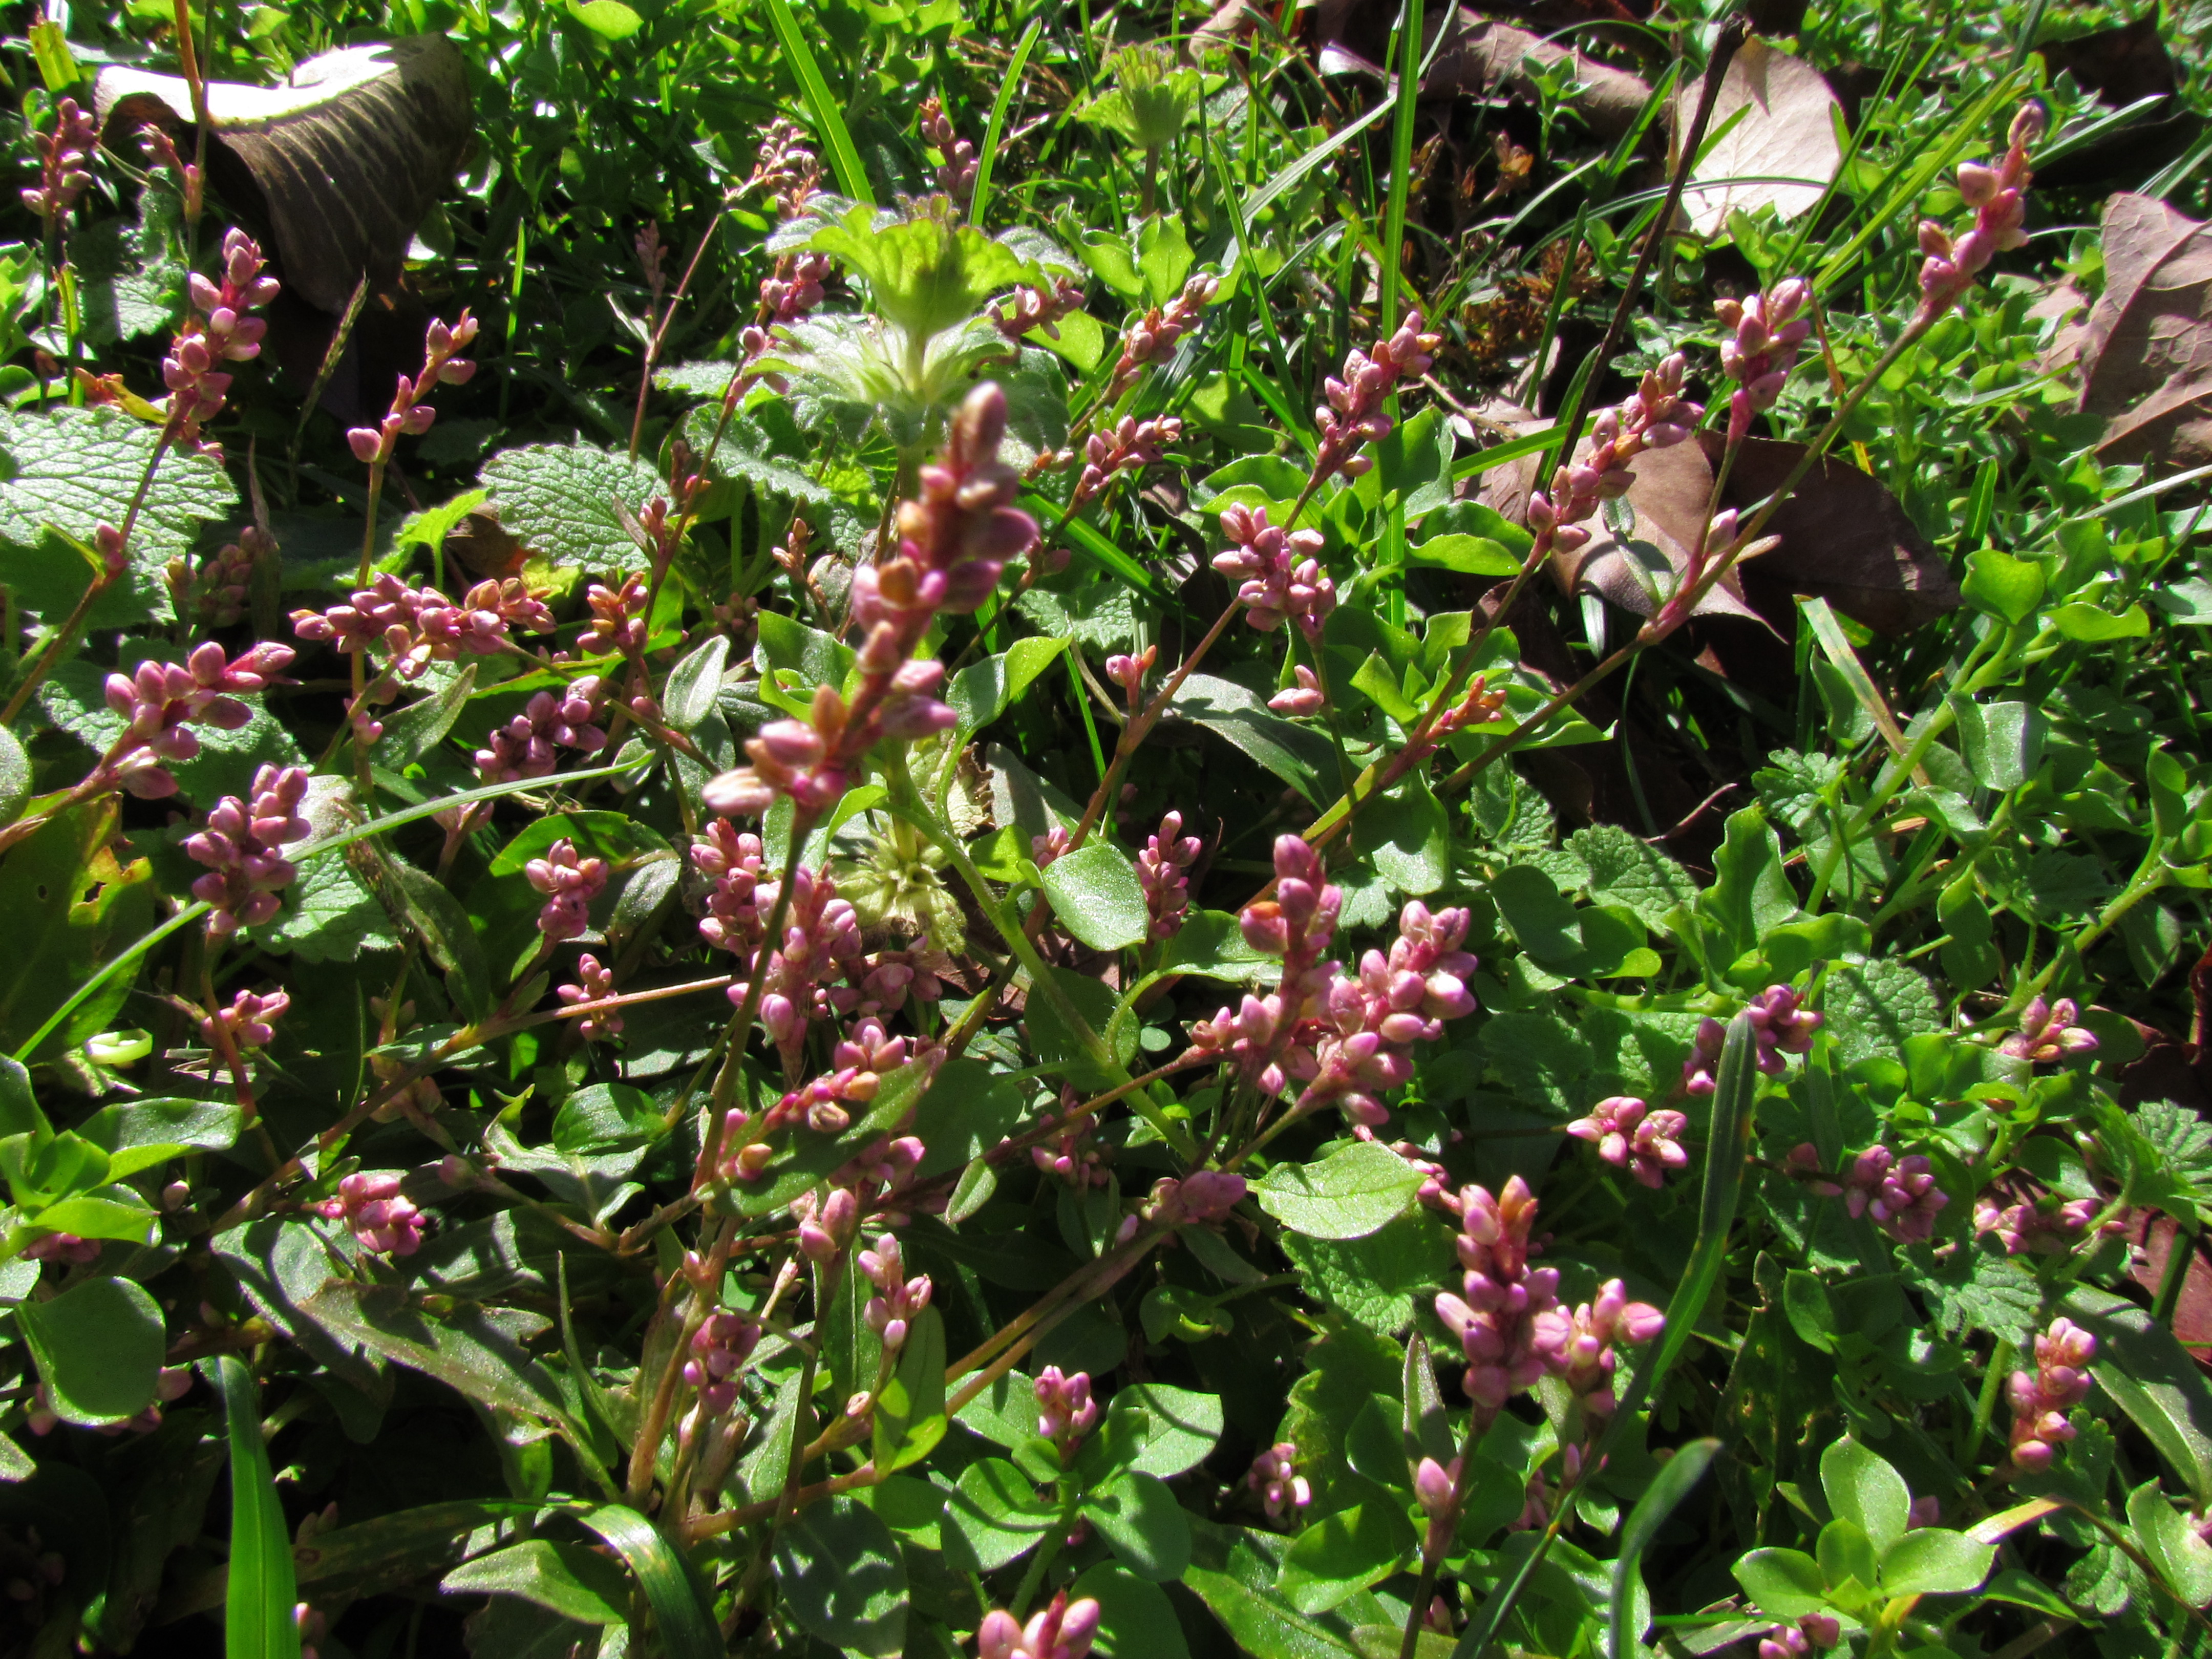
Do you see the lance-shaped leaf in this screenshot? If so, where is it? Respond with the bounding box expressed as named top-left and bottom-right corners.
top-left (94, 37), bottom-right (472, 314)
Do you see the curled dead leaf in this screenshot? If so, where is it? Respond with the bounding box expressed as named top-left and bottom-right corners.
top-left (1311, 6), bottom-right (1651, 141)
top-left (1673, 36), bottom-right (1842, 237)
top-left (1705, 434), bottom-right (1960, 635)
top-left (1551, 438), bottom-right (1771, 628)
top-left (2074, 193), bottom-right (2212, 470)
top-left (94, 36), bottom-right (472, 316)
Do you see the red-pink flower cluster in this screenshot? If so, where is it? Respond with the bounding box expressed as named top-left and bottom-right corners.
top-left (1415, 1454), bottom-right (1461, 1554)
top-left (1682, 986), bottom-right (1822, 1093)
top-left (858, 1232), bottom-right (932, 1352)
top-left (684, 1311), bottom-right (762, 1415)
top-left (1566, 1095), bottom-right (1688, 1188)
top-left (346, 313), bottom-right (477, 466)
top-left (978, 1593), bottom-right (1101, 1659)
top-left (582, 575), bottom-right (649, 657)
top-left (1034, 1366), bottom-right (1098, 1457)
top-left (1071, 414), bottom-right (1181, 511)
top-left (1759, 1615), bottom-right (1841, 1659)
top-left (557, 955), bottom-right (620, 1041)
top-left (103, 640), bottom-right (294, 798)
top-left (1135, 1168), bottom-right (1247, 1229)
top-left (996, 275), bottom-right (1085, 343)
top-left (25, 1232), bottom-right (101, 1265)
top-left (704, 387), bottom-right (1033, 819)
top-left (1716, 280), bottom-right (1811, 442)
top-left (1293, 899), bottom-right (1478, 1127)
top-left (185, 764), bottom-right (311, 934)
top-left (751, 119), bottom-right (822, 215)
top-left (2001, 995), bottom-right (2097, 1064)
top-left (2007, 1316), bottom-right (2095, 1473)
top-left (1434, 1176), bottom-right (1560, 1409)
top-left (1033, 1108), bottom-right (1111, 1187)
top-left (739, 251), bottom-right (832, 365)
top-left (920, 95), bottom-right (977, 203)
top-left (1973, 1189), bottom-right (2108, 1256)
top-left (22, 98), bottom-right (97, 221)
top-left (164, 230), bottom-right (280, 451)
top-left (1312, 310), bottom-right (1440, 485)
top-left (1527, 354), bottom-right (1699, 559)
top-left (795, 1186), bottom-right (860, 1261)
top-left (1269, 665), bottom-right (1323, 715)
top-left (203, 986), bottom-right (290, 1052)
top-left (722, 863), bottom-right (862, 1069)
top-left (1536, 1277), bottom-right (1664, 1416)
top-left (1793, 1143), bottom-right (1951, 1244)
top-left (1250, 1441), bottom-right (1310, 1522)
top-left (1109, 275), bottom-right (1220, 394)
top-left (172, 528), bottom-right (266, 629)
top-left (1919, 104), bottom-right (2044, 325)
top-left (318, 1172), bottom-right (427, 1257)
top-left (1213, 503), bottom-right (1334, 639)
top-left (524, 839), bottom-right (608, 942)
top-left (692, 821), bottom-right (767, 952)
top-left (476, 677), bottom-right (607, 784)
top-left (292, 573), bottom-right (555, 688)
top-left (1138, 811), bottom-right (1199, 940)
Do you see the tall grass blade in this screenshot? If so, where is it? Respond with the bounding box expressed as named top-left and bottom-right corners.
top-left (969, 17), bottom-right (1041, 227)
top-left (1608, 1438), bottom-right (1721, 1659)
top-left (762, 0), bottom-right (874, 206)
top-left (211, 1356), bottom-right (302, 1659)
top-left (580, 1503), bottom-right (724, 1659)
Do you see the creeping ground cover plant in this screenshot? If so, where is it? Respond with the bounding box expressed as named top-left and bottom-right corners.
top-left (4, 0), bottom-right (2212, 1655)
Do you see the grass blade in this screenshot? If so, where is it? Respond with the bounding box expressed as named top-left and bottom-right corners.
top-left (969, 16), bottom-right (1040, 228)
top-left (1379, 0), bottom-right (1420, 332)
top-left (210, 1356), bottom-right (302, 1659)
top-left (579, 1503), bottom-right (723, 1659)
top-left (762, 0), bottom-right (874, 206)
top-left (1608, 1438), bottom-right (1721, 1659)
top-left (1023, 493), bottom-right (1172, 602)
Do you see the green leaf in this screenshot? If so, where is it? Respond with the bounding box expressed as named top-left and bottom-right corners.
top-left (1135, 214), bottom-right (1195, 307)
top-left (0, 800), bottom-right (158, 1060)
top-left (0, 406), bottom-right (236, 626)
top-left (1947, 697), bottom-right (2044, 793)
top-left (1085, 1470), bottom-right (1192, 1582)
top-left (1280, 1212), bottom-right (1455, 1335)
top-left (800, 205), bottom-right (1046, 342)
top-left (1184, 1561), bottom-right (1362, 1659)
top-left (1698, 806), bottom-right (1798, 973)
top-left (1171, 674), bottom-right (1336, 805)
top-left (0, 725), bottom-right (27, 828)
top-left (1732, 1547), bottom-right (1826, 1618)
top-left (948, 636), bottom-right (1067, 739)
top-left (912, 1059), bottom-right (1026, 1178)
top-left (209, 1356), bottom-right (302, 1659)
top-left (774, 1495), bottom-right (908, 1655)
top-left (1361, 776), bottom-right (1451, 896)
top-left (1101, 1384), bottom-right (1223, 1479)
top-left (1276, 1503), bottom-right (1416, 1615)
top-left (1406, 533), bottom-right (1520, 576)
top-left (1254, 1142), bottom-right (1424, 1239)
top-left (661, 635), bottom-right (728, 731)
top-left (378, 664), bottom-right (478, 768)
top-left (299, 1280), bottom-right (572, 1425)
top-left (480, 443), bottom-right (666, 575)
top-left (1961, 549), bottom-right (2045, 625)
top-left (2065, 1285), bottom-right (2212, 1508)
top-left (943, 1458), bottom-right (1055, 1571)
top-left (488, 810), bottom-right (671, 877)
top-left (442, 1540), bottom-right (630, 1625)
top-left (871, 1306), bottom-right (947, 1475)
top-left (2048, 602), bottom-right (2150, 642)
top-left (564, 0), bottom-right (641, 36)
top-left (1877, 1527), bottom-right (1994, 1596)
top-left (0, 1057), bottom-right (47, 1140)
top-left (2129, 1480), bottom-right (2212, 1608)
top-left (1820, 1439), bottom-right (1910, 1556)
top-left (392, 862), bottom-right (492, 1023)
top-left (1071, 1561), bottom-right (1193, 1659)
top-left (576, 1503), bottom-right (721, 1659)
top-left (20, 1275), bottom-right (163, 1424)
top-left (1042, 842), bottom-right (1151, 951)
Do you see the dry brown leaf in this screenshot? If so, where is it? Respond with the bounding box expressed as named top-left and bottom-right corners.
top-left (95, 36), bottom-right (472, 316)
top-left (1711, 435), bottom-right (1960, 635)
top-left (1312, 7), bottom-right (1651, 141)
top-left (1673, 37), bottom-right (1842, 238)
top-left (2075, 193), bottom-right (2212, 469)
top-left (1553, 439), bottom-right (1769, 626)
